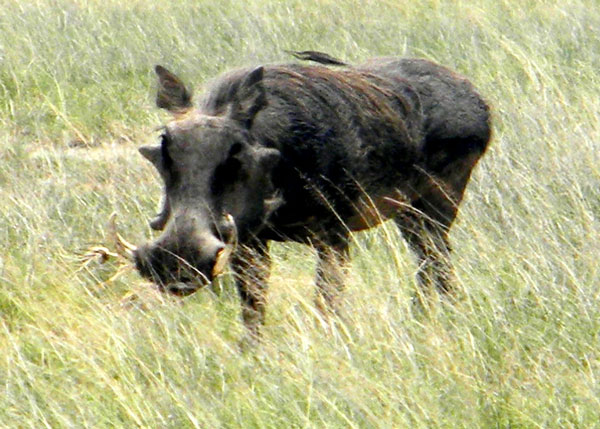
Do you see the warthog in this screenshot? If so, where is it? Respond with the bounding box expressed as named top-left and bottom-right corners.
top-left (116, 51), bottom-right (491, 336)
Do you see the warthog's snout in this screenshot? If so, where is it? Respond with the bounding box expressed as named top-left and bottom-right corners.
top-left (133, 232), bottom-right (226, 295)
top-left (110, 213), bottom-right (236, 295)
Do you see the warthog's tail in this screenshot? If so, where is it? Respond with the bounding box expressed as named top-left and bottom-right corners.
top-left (287, 50), bottom-right (348, 66)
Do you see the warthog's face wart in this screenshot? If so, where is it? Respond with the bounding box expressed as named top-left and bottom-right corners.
top-left (132, 66), bottom-right (280, 294)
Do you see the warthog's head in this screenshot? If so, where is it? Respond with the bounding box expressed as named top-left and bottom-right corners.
top-left (123, 65), bottom-right (281, 295)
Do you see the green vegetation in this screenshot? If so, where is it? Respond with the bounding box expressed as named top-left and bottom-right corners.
top-left (1, 0), bottom-right (599, 427)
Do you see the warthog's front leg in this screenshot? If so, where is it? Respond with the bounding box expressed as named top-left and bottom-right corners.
top-left (314, 239), bottom-right (350, 315)
top-left (395, 211), bottom-right (454, 295)
top-left (231, 241), bottom-right (270, 339)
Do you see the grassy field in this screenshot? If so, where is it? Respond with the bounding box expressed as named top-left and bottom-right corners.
top-left (1, 0), bottom-right (600, 427)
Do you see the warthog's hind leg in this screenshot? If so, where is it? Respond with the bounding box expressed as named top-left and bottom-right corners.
top-left (314, 238), bottom-right (350, 316)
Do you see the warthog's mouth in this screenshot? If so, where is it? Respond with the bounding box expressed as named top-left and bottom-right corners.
top-left (108, 213), bottom-right (236, 293)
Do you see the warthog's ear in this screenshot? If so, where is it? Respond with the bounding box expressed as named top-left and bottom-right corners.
top-left (229, 66), bottom-right (267, 128)
top-left (155, 65), bottom-right (193, 114)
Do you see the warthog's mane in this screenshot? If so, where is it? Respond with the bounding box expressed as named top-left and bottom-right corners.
top-left (198, 64), bottom-right (418, 139)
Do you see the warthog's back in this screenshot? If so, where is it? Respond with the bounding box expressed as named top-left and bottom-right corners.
top-left (198, 62), bottom-right (430, 237)
top-left (362, 58), bottom-right (491, 178)
top-left (196, 57), bottom-right (490, 239)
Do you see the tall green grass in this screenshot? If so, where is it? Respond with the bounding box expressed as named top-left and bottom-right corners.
top-left (1, 0), bottom-right (599, 427)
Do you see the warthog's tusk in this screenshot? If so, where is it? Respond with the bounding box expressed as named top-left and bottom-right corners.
top-left (83, 246), bottom-right (119, 264)
top-left (109, 212), bottom-right (137, 261)
top-left (211, 213), bottom-right (238, 278)
top-left (212, 246), bottom-right (233, 278)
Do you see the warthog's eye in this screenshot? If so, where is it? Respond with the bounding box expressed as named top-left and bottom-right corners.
top-left (159, 133), bottom-right (170, 156)
top-left (229, 142), bottom-right (243, 157)
top-left (211, 156), bottom-right (244, 196)
top-left (159, 133), bottom-right (175, 179)
top-left (159, 133), bottom-right (168, 147)
top-left (210, 142), bottom-right (248, 196)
